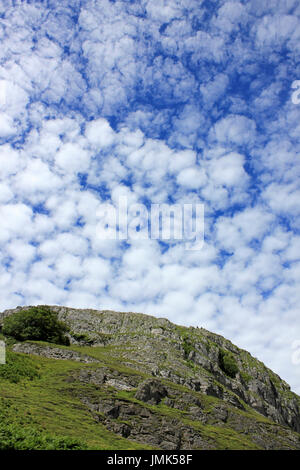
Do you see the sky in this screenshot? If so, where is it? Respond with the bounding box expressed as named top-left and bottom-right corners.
top-left (1, 0), bottom-right (300, 393)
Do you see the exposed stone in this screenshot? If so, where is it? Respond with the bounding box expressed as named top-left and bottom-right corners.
top-left (12, 342), bottom-right (99, 363)
top-left (2, 304), bottom-right (300, 447)
top-left (135, 379), bottom-right (168, 404)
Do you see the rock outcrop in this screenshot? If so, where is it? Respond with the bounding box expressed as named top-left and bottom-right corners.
top-left (1, 304), bottom-right (300, 450)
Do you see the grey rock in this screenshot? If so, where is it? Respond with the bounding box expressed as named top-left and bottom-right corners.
top-left (2, 304), bottom-right (300, 436)
top-left (12, 342), bottom-right (99, 363)
top-left (135, 379), bottom-right (168, 404)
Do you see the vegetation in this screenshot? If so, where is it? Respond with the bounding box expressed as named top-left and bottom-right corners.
top-left (240, 370), bottom-right (252, 385)
top-left (0, 350), bottom-right (153, 450)
top-left (2, 307), bottom-right (70, 346)
top-left (0, 421), bottom-right (87, 450)
top-left (0, 306), bottom-right (299, 450)
top-left (71, 332), bottom-right (94, 344)
top-left (0, 350), bottom-right (40, 383)
top-left (182, 335), bottom-right (195, 358)
top-left (0, 397), bottom-right (86, 450)
top-left (218, 349), bottom-right (239, 378)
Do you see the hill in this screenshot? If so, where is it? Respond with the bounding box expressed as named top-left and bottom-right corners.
top-left (0, 305), bottom-right (300, 450)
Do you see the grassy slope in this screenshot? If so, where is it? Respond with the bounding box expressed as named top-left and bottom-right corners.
top-left (0, 348), bottom-right (150, 449)
top-left (1, 338), bottom-right (300, 450)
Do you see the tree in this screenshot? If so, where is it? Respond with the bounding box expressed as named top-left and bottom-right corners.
top-left (2, 306), bottom-right (70, 346)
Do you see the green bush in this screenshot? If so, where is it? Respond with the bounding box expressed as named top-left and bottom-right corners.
top-left (0, 422), bottom-right (87, 450)
top-left (0, 350), bottom-right (40, 383)
top-left (240, 370), bottom-right (252, 385)
top-left (182, 338), bottom-right (193, 357)
top-left (218, 349), bottom-right (239, 378)
top-left (71, 331), bottom-right (94, 344)
top-left (2, 306), bottom-right (70, 346)
top-left (0, 398), bottom-right (87, 450)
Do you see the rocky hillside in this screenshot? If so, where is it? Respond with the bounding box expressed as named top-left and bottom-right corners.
top-left (1, 305), bottom-right (300, 450)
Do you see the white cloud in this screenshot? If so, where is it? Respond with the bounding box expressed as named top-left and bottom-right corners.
top-left (85, 118), bottom-right (116, 148)
top-left (254, 14), bottom-right (300, 48)
top-left (55, 142), bottom-right (90, 174)
top-left (0, 203), bottom-right (33, 243)
top-left (0, 0), bottom-right (300, 395)
top-left (208, 152), bottom-right (248, 186)
top-left (0, 113), bottom-right (16, 138)
top-left (213, 2), bottom-right (248, 33)
top-left (200, 73), bottom-right (229, 106)
top-left (215, 206), bottom-right (274, 252)
top-left (210, 114), bottom-right (257, 146)
top-left (14, 159), bottom-right (63, 202)
top-left (177, 166), bottom-right (207, 189)
top-left (0, 144), bottom-right (22, 177)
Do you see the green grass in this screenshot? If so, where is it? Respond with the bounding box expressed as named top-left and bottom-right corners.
top-left (0, 350), bottom-right (40, 383)
top-left (0, 405), bottom-right (87, 450)
top-left (0, 339), bottom-right (299, 450)
top-left (0, 351), bottom-right (152, 450)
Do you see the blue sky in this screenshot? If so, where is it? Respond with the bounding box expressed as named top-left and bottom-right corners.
top-left (1, 0), bottom-right (300, 393)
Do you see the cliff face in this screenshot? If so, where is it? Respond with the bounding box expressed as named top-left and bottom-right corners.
top-left (1, 305), bottom-right (300, 450)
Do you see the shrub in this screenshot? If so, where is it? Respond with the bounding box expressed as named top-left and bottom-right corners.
top-left (182, 338), bottom-right (194, 357)
top-left (240, 370), bottom-right (252, 385)
top-left (2, 306), bottom-right (70, 346)
top-left (71, 332), bottom-right (94, 344)
top-left (0, 350), bottom-right (40, 383)
top-left (0, 396), bottom-right (87, 451)
top-left (0, 398), bottom-right (87, 450)
top-left (0, 422), bottom-right (87, 450)
top-left (218, 349), bottom-right (239, 378)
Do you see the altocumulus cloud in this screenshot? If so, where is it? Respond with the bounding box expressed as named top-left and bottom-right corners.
top-left (0, 0), bottom-right (300, 393)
